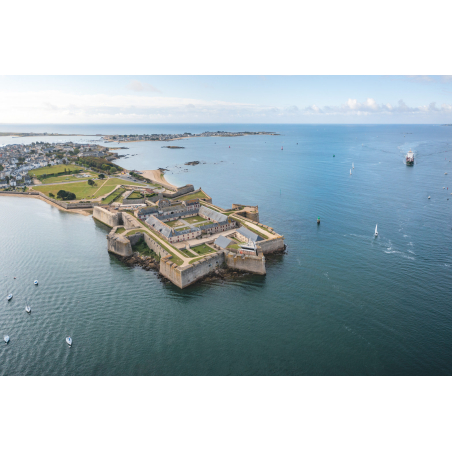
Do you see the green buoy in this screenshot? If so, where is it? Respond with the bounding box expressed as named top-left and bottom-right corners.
top-left (333, 154), bottom-right (335, 157)
top-left (317, 217), bottom-right (320, 224)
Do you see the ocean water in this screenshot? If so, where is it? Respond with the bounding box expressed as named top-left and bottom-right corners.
top-left (1, 124), bottom-right (451, 375)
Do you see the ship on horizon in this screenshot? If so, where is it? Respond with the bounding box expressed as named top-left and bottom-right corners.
top-left (406, 149), bottom-right (414, 166)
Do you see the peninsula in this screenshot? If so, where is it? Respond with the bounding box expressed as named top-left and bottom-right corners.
top-left (103, 130), bottom-right (279, 143)
top-left (0, 136), bottom-right (285, 289)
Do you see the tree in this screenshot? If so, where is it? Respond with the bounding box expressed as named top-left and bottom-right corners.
top-left (99, 173), bottom-right (105, 180)
top-left (66, 192), bottom-right (76, 200)
top-left (62, 159), bottom-right (67, 165)
top-left (57, 189), bottom-right (67, 199)
top-left (88, 179), bottom-right (95, 186)
top-left (49, 193), bottom-right (55, 198)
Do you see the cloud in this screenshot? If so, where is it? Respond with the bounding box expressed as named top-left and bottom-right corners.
top-left (1, 90), bottom-right (452, 124)
top-left (127, 80), bottom-right (161, 93)
top-left (304, 98), bottom-right (452, 116)
top-left (404, 75), bottom-right (435, 83)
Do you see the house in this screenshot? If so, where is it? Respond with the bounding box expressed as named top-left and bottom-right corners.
top-left (235, 226), bottom-right (264, 243)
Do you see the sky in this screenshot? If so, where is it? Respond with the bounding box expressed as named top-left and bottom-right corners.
top-left (1, 75), bottom-right (452, 124)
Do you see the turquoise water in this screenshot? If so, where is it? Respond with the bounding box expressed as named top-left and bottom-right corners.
top-left (1, 124), bottom-right (451, 375)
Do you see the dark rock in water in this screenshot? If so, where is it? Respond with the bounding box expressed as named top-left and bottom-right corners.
top-left (185, 161), bottom-right (201, 166)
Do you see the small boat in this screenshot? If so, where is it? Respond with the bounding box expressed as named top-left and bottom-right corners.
top-left (4, 336), bottom-right (10, 344)
top-left (352, 163), bottom-right (354, 169)
top-left (428, 196), bottom-right (431, 199)
top-left (66, 337), bottom-right (72, 347)
top-left (25, 305), bottom-right (31, 313)
top-left (350, 169), bottom-right (352, 175)
top-left (375, 224), bottom-right (378, 237)
top-left (281, 146), bottom-right (283, 150)
top-left (445, 173), bottom-right (448, 175)
top-left (7, 293), bottom-right (12, 301)
top-left (34, 280), bottom-right (38, 285)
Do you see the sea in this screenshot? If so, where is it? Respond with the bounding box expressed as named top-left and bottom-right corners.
top-left (0, 124), bottom-right (451, 375)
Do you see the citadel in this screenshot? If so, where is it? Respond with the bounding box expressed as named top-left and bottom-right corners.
top-left (93, 183), bottom-right (285, 289)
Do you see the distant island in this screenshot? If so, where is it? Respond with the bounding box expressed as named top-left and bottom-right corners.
top-left (103, 130), bottom-right (279, 143)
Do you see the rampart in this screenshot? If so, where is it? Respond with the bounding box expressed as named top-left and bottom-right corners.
top-left (163, 184), bottom-right (195, 198)
top-left (93, 206), bottom-right (123, 227)
top-left (224, 251), bottom-right (266, 275)
top-left (107, 230), bottom-right (132, 257)
top-left (160, 251), bottom-right (225, 289)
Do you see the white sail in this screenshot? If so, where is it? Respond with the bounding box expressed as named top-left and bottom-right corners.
top-left (375, 224), bottom-right (378, 235)
top-left (350, 169), bottom-right (352, 175)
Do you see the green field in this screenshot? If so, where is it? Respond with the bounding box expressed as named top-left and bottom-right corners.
top-left (103, 187), bottom-right (126, 204)
top-left (175, 226), bottom-right (191, 231)
top-left (128, 191), bottom-right (144, 199)
top-left (180, 249), bottom-right (196, 258)
top-left (29, 164), bottom-right (84, 177)
top-left (35, 172), bottom-right (97, 185)
top-left (116, 227), bottom-right (126, 234)
top-left (175, 190), bottom-right (207, 201)
top-left (191, 244), bottom-right (215, 256)
top-left (35, 177), bottom-right (129, 200)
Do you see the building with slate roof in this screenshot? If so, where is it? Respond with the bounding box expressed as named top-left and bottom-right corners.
top-left (236, 226), bottom-right (264, 243)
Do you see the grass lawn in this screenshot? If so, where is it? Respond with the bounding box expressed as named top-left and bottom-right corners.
top-left (35, 177), bottom-right (128, 200)
top-left (185, 215), bottom-right (207, 224)
top-left (180, 249), bottom-right (196, 258)
top-left (166, 219), bottom-right (183, 227)
top-left (175, 190), bottom-right (207, 201)
top-left (175, 226), bottom-right (191, 231)
top-left (197, 221), bottom-right (214, 227)
top-left (128, 191), bottom-right (144, 199)
top-left (227, 243), bottom-right (242, 250)
top-left (116, 227), bottom-right (126, 234)
top-left (191, 244), bottom-right (215, 255)
top-left (103, 187), bottom-right (126, 204)
top-left (35, 172), bottom-right (98, 184)
top-left (28, 164), bottom-right (84, 177)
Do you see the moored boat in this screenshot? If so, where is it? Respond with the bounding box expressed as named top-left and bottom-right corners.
top-left (4, 336), bottom-right (10, 344)
top-left (66, 337), bottom-right (72, 347)
top-left (7, 293), bottom-right (12, 301)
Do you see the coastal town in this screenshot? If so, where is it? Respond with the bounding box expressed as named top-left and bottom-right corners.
top-left (0, 133), bottom-right (285, 289)
top-left (103, 130), bottom-right (279, 143)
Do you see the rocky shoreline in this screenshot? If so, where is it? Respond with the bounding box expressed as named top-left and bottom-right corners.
top-left (113, 252), bottom-right (257, 285)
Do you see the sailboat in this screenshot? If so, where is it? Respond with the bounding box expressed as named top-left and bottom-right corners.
top-left (352, 163), bottom-right (354, 169)
top-left (375, 224), bottom-right (378, 237)
top-left (350, 169), bottom-right (352, 175)
top-left (25, 305), bottom-right (31, 313)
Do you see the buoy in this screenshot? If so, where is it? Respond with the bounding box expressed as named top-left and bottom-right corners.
top-left (317, 217), bottom-right (320, 224)
top-left (333, 154), bottom-right (335, 157)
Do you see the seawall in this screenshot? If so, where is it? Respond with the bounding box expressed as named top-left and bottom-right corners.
top-left (93, 206), bottom-right (123, 228)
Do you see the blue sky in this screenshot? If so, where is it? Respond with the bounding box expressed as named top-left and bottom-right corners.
top-left (1, 75), bottom-right (452, 123)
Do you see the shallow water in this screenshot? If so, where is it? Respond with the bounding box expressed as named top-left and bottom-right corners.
top-left (1, 124), bottom-right (451, 375)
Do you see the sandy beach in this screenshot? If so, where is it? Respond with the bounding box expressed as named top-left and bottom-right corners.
top-left (140, 170), bottom-right (177, 189)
